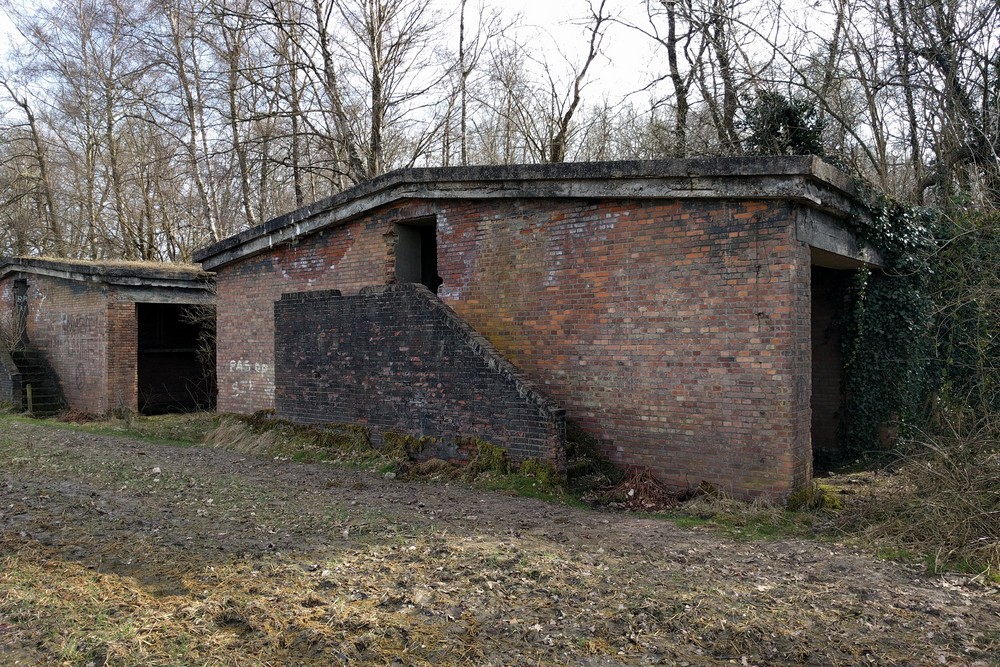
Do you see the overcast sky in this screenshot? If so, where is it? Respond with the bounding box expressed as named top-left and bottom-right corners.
top-left (466, 0), bottom-right (833, 107)
top-left (486, 0), bottom-right (657, 102)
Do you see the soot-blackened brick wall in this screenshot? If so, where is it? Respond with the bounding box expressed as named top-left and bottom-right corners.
top-left (274, 283), bottom-right (566, 466)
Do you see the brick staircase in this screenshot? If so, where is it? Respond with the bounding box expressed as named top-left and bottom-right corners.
top-left (10, 348), bottom-right (65, 416)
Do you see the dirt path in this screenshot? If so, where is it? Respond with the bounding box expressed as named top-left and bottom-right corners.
top-left (1, 419), bottom-right (997, 666)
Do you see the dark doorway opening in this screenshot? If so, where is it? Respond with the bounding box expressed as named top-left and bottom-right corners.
top-left (811, 265), bottom-right (850, 472)
top-left (137, 303), bottom-right (216, 414)
top-left (394, 219), bottom-right (439, 292)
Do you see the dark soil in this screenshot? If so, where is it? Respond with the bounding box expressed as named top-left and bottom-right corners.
top-left (1, 418), bottom-right (998, 666)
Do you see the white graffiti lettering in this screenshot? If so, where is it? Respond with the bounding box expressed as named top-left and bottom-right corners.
top-left (228, 359), bottom-right (270, 376)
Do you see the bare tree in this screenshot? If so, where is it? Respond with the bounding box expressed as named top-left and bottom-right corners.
top-left (156, 0), bottom-right (225, 242)
top-left (456, 0), bottom-right (507, 166)
top-left (622, 0), bottom-right (700, 157)
top-left (624, 0), bottom-right (755, 157)
top-left (330, 0), bottom-right (450, 177)
top-left (0, 81), bottom-right (63, 255)
top-left (210, 0), bottom-right (259, 227)
top-left (477, 0), bottom-right (611, 164)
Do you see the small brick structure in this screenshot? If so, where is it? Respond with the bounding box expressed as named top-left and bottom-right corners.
top-left (195, 157), bottom-right (880, 497)
top-left (0, 258), bottom-right (216, 416)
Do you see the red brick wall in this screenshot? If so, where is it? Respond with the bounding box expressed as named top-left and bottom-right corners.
top-left (215, 197), bottom-right (813, 496)
top-left (107, 300), bottom-right (138, 413)
top-left (0, 274), bottom-right (141, 415)
top-left (7, 275), bottom-right (110, 414)
top-left (214, 205), bottom-right (409, 413)
top-left (443, 198), bottom-right (812, 496)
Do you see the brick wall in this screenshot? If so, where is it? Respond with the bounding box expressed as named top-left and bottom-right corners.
top-left (215, 197), bottom-right (813, 496)
top-left (107, 300), bottom-right (138, 413)
top-left (0, 274), bottom-right (142, 415)
top-left (274, 284), bottom-right (565, 466)
top-left (14, 275), bottom-right (110, 414)
top-left (0, 349), bottom-right (21, 406)
top-left (442, 198), bottom-right (812, 496)
top-left (790, 228), bottom-right (813, 491)
top-left (215, 202), bottom-right (429, 413)
top-left (0, 280), bottom-right (18, 405)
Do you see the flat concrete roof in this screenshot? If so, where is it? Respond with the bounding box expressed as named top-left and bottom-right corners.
top-left (0, 257), bottom-right (214, 293)
top-left (194, 156), bottom-right (874, 271)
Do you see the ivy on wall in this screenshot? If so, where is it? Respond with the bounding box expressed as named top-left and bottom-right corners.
top-left (838, 193), bottom-right (936, 459)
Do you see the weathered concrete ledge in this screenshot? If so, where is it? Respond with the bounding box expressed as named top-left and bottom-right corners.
top-left (797, 208), bottom-right (882, 269)
top-left (195, 156), bottom-right (867, 271)
top-left (0, 257), bottom-right (215, 302)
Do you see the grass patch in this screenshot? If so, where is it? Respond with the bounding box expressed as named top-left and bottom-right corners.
top-left (663, 494), bottom-right (830, 541)
top-left (81, 412), bottom-right (221, 445)
top-left (786, 481), bottom-right (844, 511)
top-left (666, 515), bottom-right (713, 529)
top-left (462, 438), bottom-right (511, 475)
top-left (472, 471), bottom-right (587, 507)
top-left (382, 432), bottom-right (435, 460)
top-left (0, 411), bottom-right (220, 447)
top-left (203, 413), bottom-right (386, 467)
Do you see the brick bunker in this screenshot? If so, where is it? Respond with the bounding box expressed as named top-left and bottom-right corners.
top-left (194, 157), bottom-right (879, 498)
top-left (0, 258), bottom-right (216, 416)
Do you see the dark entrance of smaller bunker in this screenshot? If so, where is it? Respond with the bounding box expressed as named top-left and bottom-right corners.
top-left (810, 264), bottom-right (851, 471)
top-left (136, 303), bottom-right (216, 414)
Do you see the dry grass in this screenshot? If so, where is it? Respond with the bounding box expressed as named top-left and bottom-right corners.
top-left (204, 416), bottom-right (300, 456)
top-left (15, 255), bottom-right (204, 273)
top-left (837, 421), bottom-right (1000, 579)
top-left (5, 526), bottom-right (995, 667)
top-left (2, 417), bottom-right (1000, 666)
top-left (204, 414), bottom-right (380, 464)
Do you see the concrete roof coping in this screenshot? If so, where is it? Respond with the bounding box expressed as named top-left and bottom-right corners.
top-left (0, 256), bottom-right (214, 288)
top-left (193, 156), bottom-right (863, 271)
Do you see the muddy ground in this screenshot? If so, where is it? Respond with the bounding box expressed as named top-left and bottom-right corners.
top-left (1, 418), bottom-right (998, 666)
